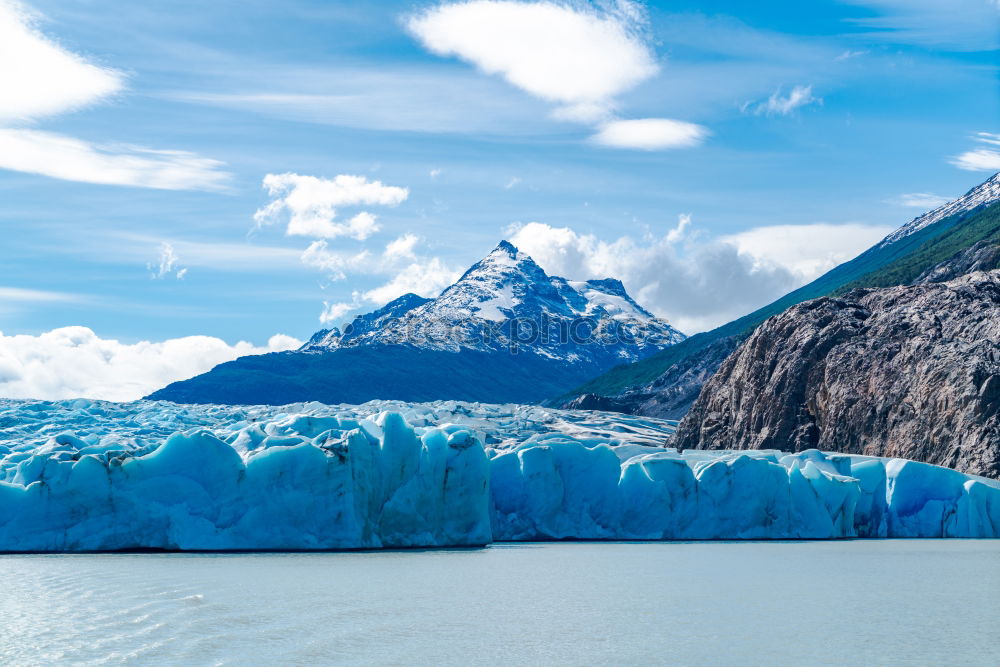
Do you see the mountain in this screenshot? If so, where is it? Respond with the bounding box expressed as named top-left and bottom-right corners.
top-left (147, 241), bottom-right (685, 405)
top-left (674, 253), bottom-right (1000, 479)
top-left (302, 240), bottom-right (683, 363)
top-left (557, 172), bottom-right (1000, 417)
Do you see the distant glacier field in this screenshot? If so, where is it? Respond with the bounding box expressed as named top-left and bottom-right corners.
top-left (1, 398), bottom-right (998, 550)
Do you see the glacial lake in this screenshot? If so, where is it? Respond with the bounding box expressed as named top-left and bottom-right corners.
top-left (1, 541), bottom-right (997, 666)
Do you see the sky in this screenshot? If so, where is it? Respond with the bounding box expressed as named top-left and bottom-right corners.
top-left (1, 0), bottom-right (998, 399)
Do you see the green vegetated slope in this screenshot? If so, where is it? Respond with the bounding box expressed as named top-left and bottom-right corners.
top-left (559, 200), bottom-right (1000, 401)
top-left (835, 201), bottom-right (1000, 292)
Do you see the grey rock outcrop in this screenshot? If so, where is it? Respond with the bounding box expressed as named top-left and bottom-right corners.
top-left (557, 336), bottom-right (742, 419)
top-left (674, 271), bottom-right (1000, 478)
top-left (913, 241), bottom-right (1000, 284)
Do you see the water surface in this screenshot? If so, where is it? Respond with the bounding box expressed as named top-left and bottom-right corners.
top-left (1, 541), bottom-right (997, 665)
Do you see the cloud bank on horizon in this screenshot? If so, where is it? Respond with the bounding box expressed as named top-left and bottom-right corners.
top-left (0, 327), bottom-right (302, 401)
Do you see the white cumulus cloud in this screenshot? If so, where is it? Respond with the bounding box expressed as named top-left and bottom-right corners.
top-left (363, 258), bottom-right (461, 306)
top-left (406, 1), bottom-right (703, 150)
top-left (299, 231), bottom-right (458, 322)
top-left (383, 233), bottom-right (420, 262)
top-left (507, 218), bottom-right (891, 333)
top-left (254, 173), bottom-right (409, 239)
top-left (407, 0), bottom-right (656, 121)
top-left (721, 223), bottom-right (893, 283)
top-left (0, 327), bottom-right (302, 401)
top-left (299, 240), bottom-right (371, 280)
top-left (319, 298), bottom-right (360, 325)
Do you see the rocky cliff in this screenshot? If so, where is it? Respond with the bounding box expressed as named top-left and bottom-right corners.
top-left (562, 335), bottom-right (742, 419)
top-left (555, 174), bottom-right (1000, 417)
top-left (674, 267), bottom-right (1000, 478)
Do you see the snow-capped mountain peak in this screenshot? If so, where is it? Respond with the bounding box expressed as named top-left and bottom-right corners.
top-left (881, 171), bottom-right (1000, 247)
top-left (303, 240), bottom-right (685, 365)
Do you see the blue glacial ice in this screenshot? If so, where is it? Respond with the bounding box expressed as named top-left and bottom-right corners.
top-left (0, 398), bottom-right (997, 550)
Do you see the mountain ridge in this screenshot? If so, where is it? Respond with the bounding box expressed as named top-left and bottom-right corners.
top-left (556, 172), bottom-right (1000, 415)
top-left (148, 240), bottom-right (684, 405)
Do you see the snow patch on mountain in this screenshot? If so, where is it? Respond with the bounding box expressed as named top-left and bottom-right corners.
top-left (881, 171), bottom-right (1000, 246)
top-left (303, 240), bottom-right (685, 365)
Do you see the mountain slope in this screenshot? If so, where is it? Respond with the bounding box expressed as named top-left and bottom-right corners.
top-left (557, 172), bottom-right (1000, 415)
top-left (673, 262), bottom-right (1000, 478)
top-left (148, 241), bottom-right (684, 405)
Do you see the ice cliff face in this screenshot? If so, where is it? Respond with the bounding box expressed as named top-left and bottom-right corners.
top-left (0, 398), bottom-right (996, 551)
top-left (303, 241), bottom-right (685, 365)
top-left (675, 270), bottom-right (1000, 479)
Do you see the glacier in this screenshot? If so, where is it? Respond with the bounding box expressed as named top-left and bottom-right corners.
top-left (0, 398), bottom-right (997, 551)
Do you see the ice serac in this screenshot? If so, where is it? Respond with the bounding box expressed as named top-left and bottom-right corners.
top-left (0, 411), bottom-right (491, 551)
top-left (0, 399), bottom-right (997, 551)
top-left (491, 443), bottom-right (1000, 540)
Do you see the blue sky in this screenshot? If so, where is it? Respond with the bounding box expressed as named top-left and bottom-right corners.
top-left (1, 0), bottom-right (999, 398)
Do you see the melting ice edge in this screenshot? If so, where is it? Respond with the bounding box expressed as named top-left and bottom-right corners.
top-left (1, 398), bottom-right (998, 551)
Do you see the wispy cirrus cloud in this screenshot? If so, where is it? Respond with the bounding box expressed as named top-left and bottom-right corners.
top-left (839, 0), bottom-right (1000, 51)
top-left (743, 85), bottom-right (821, 116)
top-left (951, 132), bottom-right (1000, 172)
top-left (889, 193), bottom-right (952, 209)
top-left (0, 128), bottom-right (231, 191)
top-left (0, 285), bottom-right (86, 304)
top-left (0, 0), bottom-right (230, 190)
top-left (148, 242), bottom-right (187, 280)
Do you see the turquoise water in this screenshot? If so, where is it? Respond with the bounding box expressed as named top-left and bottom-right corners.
top-left (1, 541), bottom-right (997, 665)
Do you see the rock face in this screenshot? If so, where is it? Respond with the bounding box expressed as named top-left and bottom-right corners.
top-left (562, 335), bottom-right (743, 419)
top-left (674, 270), bottom-right (1000, 479)
top-left (914, 241), bottom-right (1000, 284)
top-left (554, 173), bottom-right (1000, 417)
